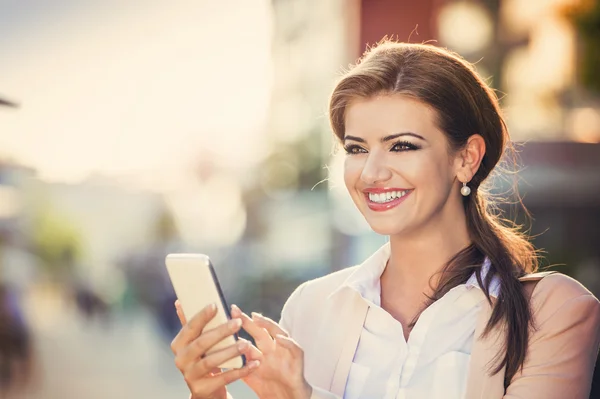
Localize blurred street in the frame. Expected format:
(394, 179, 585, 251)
(24, 286, 255, 399)
(2, 0, 600, 396)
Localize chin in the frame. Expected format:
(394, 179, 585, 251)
(365, 219, 408, 236)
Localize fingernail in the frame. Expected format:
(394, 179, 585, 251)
(251, 312, 263, 320)
(231, 304, 239, 314)
(247, 360, 260, 370)
(237, 339, 248, 351)
(208, 303, 217, 312)
(230, 318, 242, 329)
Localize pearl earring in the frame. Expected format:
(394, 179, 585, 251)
(461, 181, 471, 196)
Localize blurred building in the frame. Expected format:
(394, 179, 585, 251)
(27, 176, 170, 297)
(511, 142, 600, 291)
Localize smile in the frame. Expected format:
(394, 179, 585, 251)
(363, 189, 413, 211)
(368, 190, 409, 203)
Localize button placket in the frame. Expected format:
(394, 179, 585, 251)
(398, 287, 466, 388)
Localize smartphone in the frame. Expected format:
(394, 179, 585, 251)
(165, 253, 245, 369)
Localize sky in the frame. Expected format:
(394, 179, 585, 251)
(0, 0, 273, 189)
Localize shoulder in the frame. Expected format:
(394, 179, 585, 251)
(532, 272, 596, 304)
(279, 266, 358, 333)
(507, 273, 600, 397)
(301, 266, 359, 295)
(529, 273, 600, 324)
(286, 265, 359, 306)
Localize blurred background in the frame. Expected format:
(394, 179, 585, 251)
(1, 0, 599, 398)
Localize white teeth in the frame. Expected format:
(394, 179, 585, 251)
(368, 190, 408, 204)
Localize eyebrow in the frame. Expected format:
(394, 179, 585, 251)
(343, 132, 426, 143)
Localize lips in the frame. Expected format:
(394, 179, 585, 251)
(363, 188, 413, 212)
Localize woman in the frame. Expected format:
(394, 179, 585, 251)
(1, 96, 36, 398)
(0, 283, 35, 398)
(170, 41, 600, 399)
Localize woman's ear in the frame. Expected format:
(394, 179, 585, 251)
(456, 134, 486, 182)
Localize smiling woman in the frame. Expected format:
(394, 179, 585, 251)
(341, 95, 467, 231)
(323, 42, 599, 397)
(169, 40, 600, 399)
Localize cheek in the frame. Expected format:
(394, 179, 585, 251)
(414, 157, 456, 206)
(391, 155, 441, 185)
(422, 159, 450, 185)
(397, 154, 452, 201)
(343, 158, 363, 190)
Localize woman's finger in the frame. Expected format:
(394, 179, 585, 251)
(187, 361, 260, 398)
(231, 305, 274, 352)
(177, 318, 243, 366)
(230, 303, 243, 318)
(175, 300, 187, 326)
(185, 339, 250, 379)
(275, 334, 303, 358)
(171, 303, 217, 354)
(243, 339, 263, 361)
(251, 312, 289, 338)
(210, 361, 261, 388)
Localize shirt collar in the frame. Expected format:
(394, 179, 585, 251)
(333, 242, 501, 302)
(466, 257, 501, 297)
(339, 242, 391, 306)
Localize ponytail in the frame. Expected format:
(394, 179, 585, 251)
(465, 190, 537, 385)
(428, 189, 537, 386)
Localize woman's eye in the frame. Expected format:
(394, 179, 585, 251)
(391, 141, 418, 152)
(344, 145, 366, 155)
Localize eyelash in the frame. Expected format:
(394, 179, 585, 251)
(343, 140, 420, 155)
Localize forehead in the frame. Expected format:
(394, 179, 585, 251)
(344, 94, 441, 138)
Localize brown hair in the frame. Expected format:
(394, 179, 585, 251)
(329, 41, 538, 385)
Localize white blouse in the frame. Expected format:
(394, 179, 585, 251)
(342, 244, 500, 399)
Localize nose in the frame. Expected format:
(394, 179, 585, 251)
(360, 152, 392, 184)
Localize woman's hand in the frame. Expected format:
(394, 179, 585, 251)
(231, 305, 312, 399)
(171, 301, 261, 399)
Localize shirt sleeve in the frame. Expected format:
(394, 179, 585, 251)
(280, 281, 342, 399)
(279, 281, 309, 336)
(504, 293, 600, 398)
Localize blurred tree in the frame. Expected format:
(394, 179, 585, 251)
(564, 0, 600, 94)
(30, 206, 82, 277)
(153, 204, 179, 244)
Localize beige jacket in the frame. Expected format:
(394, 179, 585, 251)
(279, 266, 600, 399)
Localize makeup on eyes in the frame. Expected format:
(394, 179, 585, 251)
(343, 140, 421, 154)
(343, 132, 426, 144)
(390, 140, 420, 151)
(342, 131, 425, 154)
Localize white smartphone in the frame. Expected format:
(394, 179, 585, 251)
(165, 253, 245, 369)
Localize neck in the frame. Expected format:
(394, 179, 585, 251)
(383, 204, 472, 296)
